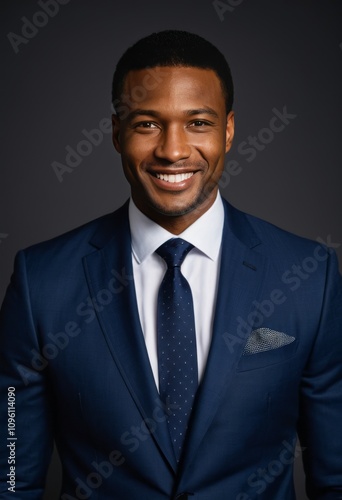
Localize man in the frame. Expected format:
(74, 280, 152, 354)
(0, 30, 341, 499)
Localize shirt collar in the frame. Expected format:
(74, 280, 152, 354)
(129, 192, 224, 264)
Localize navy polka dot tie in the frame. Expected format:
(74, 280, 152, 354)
(156, 238, 198, 461)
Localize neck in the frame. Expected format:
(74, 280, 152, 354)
(133, 193, 218, 234)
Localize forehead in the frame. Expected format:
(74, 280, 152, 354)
(121, 66, 225, 111)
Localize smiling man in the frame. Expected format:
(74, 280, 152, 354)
(0, 30, 342, 500)
(112, 65, 234, 232)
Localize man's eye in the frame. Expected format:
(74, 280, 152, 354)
(136, 122, 157, 128)
(190, 120, 210, 127)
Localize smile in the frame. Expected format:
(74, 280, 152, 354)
(155, 172, 194, 183)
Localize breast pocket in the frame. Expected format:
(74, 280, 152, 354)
(236, 327, 298, 372)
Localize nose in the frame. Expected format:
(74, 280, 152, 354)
(154, 125, 191, 163)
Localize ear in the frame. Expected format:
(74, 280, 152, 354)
(112, 114, 122, 153)
(225, 111, 235, 153)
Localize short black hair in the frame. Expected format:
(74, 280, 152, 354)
(112, 30, 234, 115)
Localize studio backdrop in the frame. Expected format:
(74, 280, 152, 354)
(1, 1, 341, 498)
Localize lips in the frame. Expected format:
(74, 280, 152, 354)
(155, 172, 194, 183)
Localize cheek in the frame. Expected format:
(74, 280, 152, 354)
(192, 133, 224, 156)
(122, 137, 154, 166)
(199, 143, 225, 172)
(121, 143, 143, 169)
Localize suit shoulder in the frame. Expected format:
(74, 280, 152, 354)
(223, 198, 329, 262)
(246, 212, 316, 250)
(20, 202, 129, 265)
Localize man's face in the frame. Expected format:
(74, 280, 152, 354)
(112, 66, 234, 231)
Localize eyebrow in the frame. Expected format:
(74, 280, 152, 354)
(126, 107, 219, 122)
(185, 107, 219, 119)
(126, 109, 160, 121)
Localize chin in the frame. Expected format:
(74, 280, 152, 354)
(155, 206, 193, 217)
(149, 192, 211, 218)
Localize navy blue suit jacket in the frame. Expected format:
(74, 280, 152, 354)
(1, 198, 342, 499)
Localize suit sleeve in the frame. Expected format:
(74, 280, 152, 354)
(0, 250, 54, 498)
(298, 249, 342, 499)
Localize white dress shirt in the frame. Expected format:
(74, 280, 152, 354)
(129, 192, 225, 390)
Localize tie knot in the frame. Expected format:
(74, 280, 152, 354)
(156, 238, 194, 268)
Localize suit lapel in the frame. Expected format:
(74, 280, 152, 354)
(180, 200, 269, 472)
(82, 199, 269, 476)
(83, 203, 177, 471)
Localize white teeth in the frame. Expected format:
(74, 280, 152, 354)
(155, 172, 194, 183)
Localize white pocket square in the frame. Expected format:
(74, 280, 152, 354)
(243, 328, 295, 355)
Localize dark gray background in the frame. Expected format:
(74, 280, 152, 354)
(1, 1, 341, 498)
